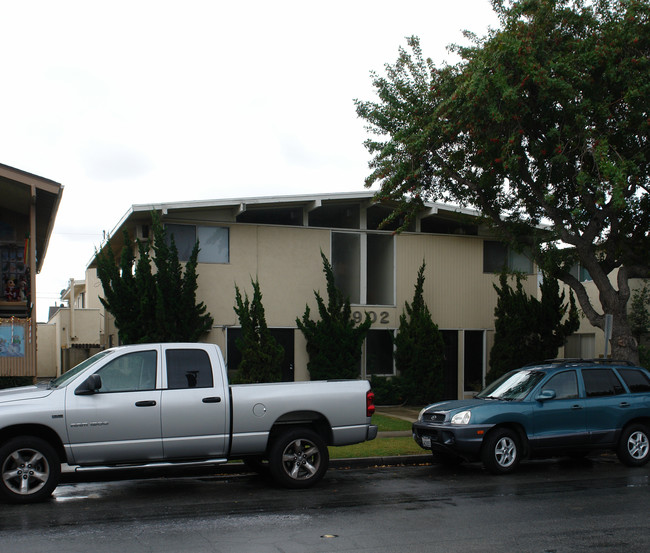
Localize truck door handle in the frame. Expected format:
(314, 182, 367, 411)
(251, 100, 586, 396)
(135, 400, 157, 407)
(202, 397, 221, 403)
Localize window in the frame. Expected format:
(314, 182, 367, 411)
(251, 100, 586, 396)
(464, 330, 485, 391)
(618, 369, 650, 393)
(565, 334, 595, 358)
(583, 369, 625, 397)
(164, 224, 229, 263)
(95, 350, 157, 393)
(331, 232, 394, 306)
(570, 262, 592, 282)
(365, 329, 394, 376)
(165, 349, 213, 389)
(542, 371, 578, 399)
(483, 241, 533, 274)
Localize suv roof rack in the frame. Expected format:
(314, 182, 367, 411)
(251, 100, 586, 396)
(526, 358, 636, 368)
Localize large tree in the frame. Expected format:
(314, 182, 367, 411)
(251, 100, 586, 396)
(355, 0, 650, 363)
(96, 211, 213, 344)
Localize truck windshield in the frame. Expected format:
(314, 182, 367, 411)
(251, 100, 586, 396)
(476, 369, 545, 401)
(48, 350, 114, 389)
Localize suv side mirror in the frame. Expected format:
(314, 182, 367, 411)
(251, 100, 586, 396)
(75, 374, 102, 395)
(536, 389, 556, 402)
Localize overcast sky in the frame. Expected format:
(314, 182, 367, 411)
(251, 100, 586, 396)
(1, 0, 499, 322)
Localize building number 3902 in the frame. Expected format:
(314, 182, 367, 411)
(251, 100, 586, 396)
(352, 310, 390, 324)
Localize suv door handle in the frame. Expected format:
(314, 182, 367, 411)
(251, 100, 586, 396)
(202, 397, 221, 403)
(135, 400, 157, 407)
(571, 405, 582, 410)
(620, 402, 630, 408)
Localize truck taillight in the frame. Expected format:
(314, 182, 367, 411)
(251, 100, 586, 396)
(366, 390, 375, 417)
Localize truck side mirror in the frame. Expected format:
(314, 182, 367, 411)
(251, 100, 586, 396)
(75, 374, 102, 395)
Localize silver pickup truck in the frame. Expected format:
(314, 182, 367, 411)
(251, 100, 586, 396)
(0, 342, 377, 503)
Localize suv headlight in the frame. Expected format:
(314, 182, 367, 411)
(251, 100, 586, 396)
(451, 410, 471, 425)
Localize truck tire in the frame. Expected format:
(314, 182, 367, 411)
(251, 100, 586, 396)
(268, 428, 329, 489)
(0, 436, 61, 504)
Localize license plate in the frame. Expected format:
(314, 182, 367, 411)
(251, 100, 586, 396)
(422, 435, 431, 448)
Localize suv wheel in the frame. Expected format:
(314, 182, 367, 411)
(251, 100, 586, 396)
(617, 424, 650, 467)
(481, 428, 521, 474)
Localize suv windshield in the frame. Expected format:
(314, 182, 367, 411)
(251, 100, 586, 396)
(48, 350, 113, 389)
(476, 369, 545, 401)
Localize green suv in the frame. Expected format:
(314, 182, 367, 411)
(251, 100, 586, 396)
(413, 360, 650, 474)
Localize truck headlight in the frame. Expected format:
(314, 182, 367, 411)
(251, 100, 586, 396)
(451, 410, 471, 425)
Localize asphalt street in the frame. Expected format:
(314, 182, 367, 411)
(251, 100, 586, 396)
(1, 453, 649, 553)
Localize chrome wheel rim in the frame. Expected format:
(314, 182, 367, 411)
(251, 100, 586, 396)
(627, 431, 649, 460)
(494, 436, 517, 468)
(281, 438, 321, 481)
(2, 448, 50, 496)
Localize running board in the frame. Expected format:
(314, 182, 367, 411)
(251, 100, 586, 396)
(74, 458, 229, 473)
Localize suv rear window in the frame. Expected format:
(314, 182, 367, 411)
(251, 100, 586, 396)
(617, 369, 650, 393)
(582, 368, 625, 397)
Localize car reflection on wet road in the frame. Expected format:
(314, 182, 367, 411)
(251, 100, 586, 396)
(1, 456, 649, 553)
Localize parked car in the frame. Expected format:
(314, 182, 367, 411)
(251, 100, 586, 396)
(0, 343, 377, 503)
(413, 359, 650, 474)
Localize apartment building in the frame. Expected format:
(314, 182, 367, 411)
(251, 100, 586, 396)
(38, 192, 537, 399)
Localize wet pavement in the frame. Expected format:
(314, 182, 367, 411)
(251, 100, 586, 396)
(2, 454, 650, 552)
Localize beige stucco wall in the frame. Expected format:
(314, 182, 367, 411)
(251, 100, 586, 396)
(36, 323, 57, 378)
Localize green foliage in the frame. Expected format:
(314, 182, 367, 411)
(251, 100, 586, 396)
(488, 271, 581, 383)
(233, 278, 284, 383)
(96, 211, 213, 344)
(394, 262, 446, 404)
(369, 375, 404, 405)
(356, 0, 650, 363)
(296, 251, 371, 380)
(630, 282, 650, 342)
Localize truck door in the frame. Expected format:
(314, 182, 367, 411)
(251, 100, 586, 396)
(66, 349, 163, 464)
(160, 347, 229, 459)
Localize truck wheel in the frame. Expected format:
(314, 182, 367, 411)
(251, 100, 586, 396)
(481, 428, 521, 474)
(268, 428, 329, 489)
(617, 424, 650, 467)
(0, 437, 61, 504)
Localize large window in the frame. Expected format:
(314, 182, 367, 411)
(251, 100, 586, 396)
(165, 224, 229, 263)
(483, 241, 533, 274)
(331, 232, 394, 306)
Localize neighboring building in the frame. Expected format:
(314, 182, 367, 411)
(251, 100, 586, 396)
(0, 163, 63, 379)
(37, 278, 102, 378)
(49, 191, 539, 399)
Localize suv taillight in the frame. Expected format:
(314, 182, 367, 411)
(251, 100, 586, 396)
(366, 390, 375, 417)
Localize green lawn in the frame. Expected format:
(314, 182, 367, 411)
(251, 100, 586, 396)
(328, 413, 426, 459)
(371, 413, 413, 432)
(329, 437, 425, 459)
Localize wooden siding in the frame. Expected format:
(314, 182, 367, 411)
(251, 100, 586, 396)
(0, 317, 36, 377)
